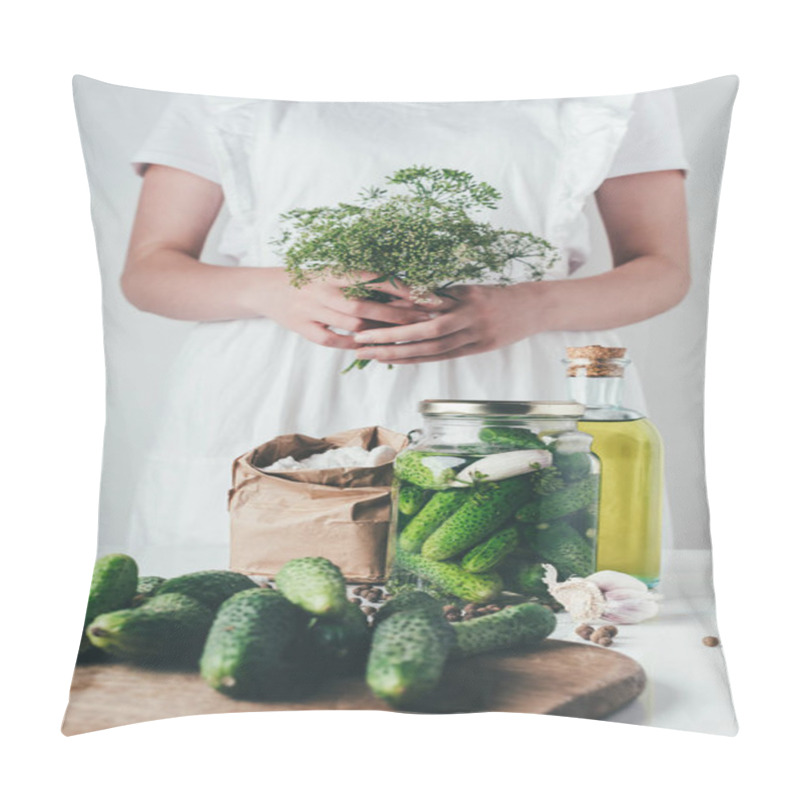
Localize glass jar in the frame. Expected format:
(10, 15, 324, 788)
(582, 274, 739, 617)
(387, 400, 600, 604)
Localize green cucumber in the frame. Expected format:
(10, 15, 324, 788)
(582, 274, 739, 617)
(85, 553, 139, 627)
(398, 489, 469, 553)
(498, 556, 550, 597)
(529, 520, 595, 579)
(397, 484, 430, 516)
(81, 553, 139, 655)
(155, 570, 258, 611)
(276, 557, 348, 618)
(451, 603, 556, 657)
(86, 593, 214, 666)
(372, 590, 443, 625)
(515, 476, 598, 523)
(200, 588, 313, 699)
(366, 609, 455, 708)
(307, 602, 372, 677)
(553, 451, 592, 482)
(460, 526, 519, 573)
(421, 476, 530, 561)
(479, 426, 547, 449)
(394, 451, 470, 489)
(395, 551, 503, 603)
(135, 576, 166, 597)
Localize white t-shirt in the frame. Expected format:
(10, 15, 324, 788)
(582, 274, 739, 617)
(133, 89, 689, 186)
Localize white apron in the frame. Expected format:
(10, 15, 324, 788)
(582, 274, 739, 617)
(129, 96, 649, 564)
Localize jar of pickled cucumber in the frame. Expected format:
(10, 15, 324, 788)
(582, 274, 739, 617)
(388, 400, 600, 604)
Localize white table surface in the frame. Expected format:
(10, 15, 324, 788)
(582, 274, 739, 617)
(133, 545, 737, 734)
(575, 548, 737, 735)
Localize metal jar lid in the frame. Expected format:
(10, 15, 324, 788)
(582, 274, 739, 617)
(418, 399, 585, 418)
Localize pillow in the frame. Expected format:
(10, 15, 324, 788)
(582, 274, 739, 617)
(64, 75, 738, 735)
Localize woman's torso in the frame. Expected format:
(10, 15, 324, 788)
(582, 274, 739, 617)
(156, 96, 643, 456)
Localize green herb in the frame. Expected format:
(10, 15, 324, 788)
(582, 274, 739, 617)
(272, 166, 559, 371)
(530, 464, 566, 495)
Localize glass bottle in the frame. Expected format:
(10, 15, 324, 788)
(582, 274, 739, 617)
(387, 400, 600, 602)
(564, 346, 663, 588)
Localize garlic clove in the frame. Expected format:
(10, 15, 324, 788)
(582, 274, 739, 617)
(586, 570, 650, 594)
(542, 564, 607, 623)
(601, 588, 660, 624)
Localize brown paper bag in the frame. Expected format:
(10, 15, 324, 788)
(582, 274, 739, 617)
(229, 426, 408, 583)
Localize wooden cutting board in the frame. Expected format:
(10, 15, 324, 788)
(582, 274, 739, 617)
(62, 640, 646, 735)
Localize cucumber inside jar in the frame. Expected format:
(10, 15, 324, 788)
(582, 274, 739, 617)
(389, 444, 599, 602)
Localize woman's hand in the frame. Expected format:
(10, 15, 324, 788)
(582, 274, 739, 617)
(123, 165, 429, 346)
(258, 271, 434, 350)
(351, 283, 551, 364)
(352, 170, 691, 365)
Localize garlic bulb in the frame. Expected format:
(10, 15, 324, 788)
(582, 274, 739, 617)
(542, 565, 661, 625)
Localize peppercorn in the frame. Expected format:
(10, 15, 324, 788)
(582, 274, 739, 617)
(349, 596, 363, 605)
(703, 636, 720, 647)
(590, 629, 610, 645)
(597, 636, 613, 647)
(597, 624, 618, 639)
(575, 624, 594, 641)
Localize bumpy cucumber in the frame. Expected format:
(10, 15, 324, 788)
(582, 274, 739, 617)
(85, 554, 139, 627)
(135, 576, 165, 598)
(397, 484, 430, 516)
(395, 551, 503, 603)
(366, 609, 455, 708)
(372, 590, 443, 625)
(81, 553, 139, 655)
(394, 451, 470, 490)
(498, 556, 550, 597)
(155, 570, 258, 611)
(421, 476, 530, 561)
(201, 588, 313, 699)
(87, 593, 214, 666)
(515, 476, 598, 523)
(479, 426, 547, 450)
(529, 520, 594, 578)
(398, 489, 469, 553)
(276, 557, 348, 617)
(451, 603, 556, 658)
(529, 465, 566, 495)
(553, 451, 592, 482)
(307, 602, 372, 677)
(460, 526, 519, 573)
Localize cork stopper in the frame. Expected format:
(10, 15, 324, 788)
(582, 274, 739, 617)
(565, 345, 628, 377)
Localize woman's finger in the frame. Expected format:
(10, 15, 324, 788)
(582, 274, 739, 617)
(352, 311, 466, 345)
(375, 342, 486, 365)
(354, 330, 477, 362)
(316, 309, 372, 333)
(301, 322, 360, 350)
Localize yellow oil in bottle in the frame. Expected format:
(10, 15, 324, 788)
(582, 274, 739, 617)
(578, 417, 663, 587)
(565, 345, 663, 588)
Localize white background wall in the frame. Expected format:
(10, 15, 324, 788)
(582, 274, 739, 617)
(4, 1, 796, 798)
(74, 75, 734, 553)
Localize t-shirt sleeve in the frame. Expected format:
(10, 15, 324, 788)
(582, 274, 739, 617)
(132, 95, 221, 184)
(606, 89, 689, 179)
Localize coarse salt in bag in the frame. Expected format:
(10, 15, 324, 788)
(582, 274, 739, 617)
(229, 426, 408, 582)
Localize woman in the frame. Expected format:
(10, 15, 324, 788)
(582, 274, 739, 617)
(123, 90, 689, 566)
